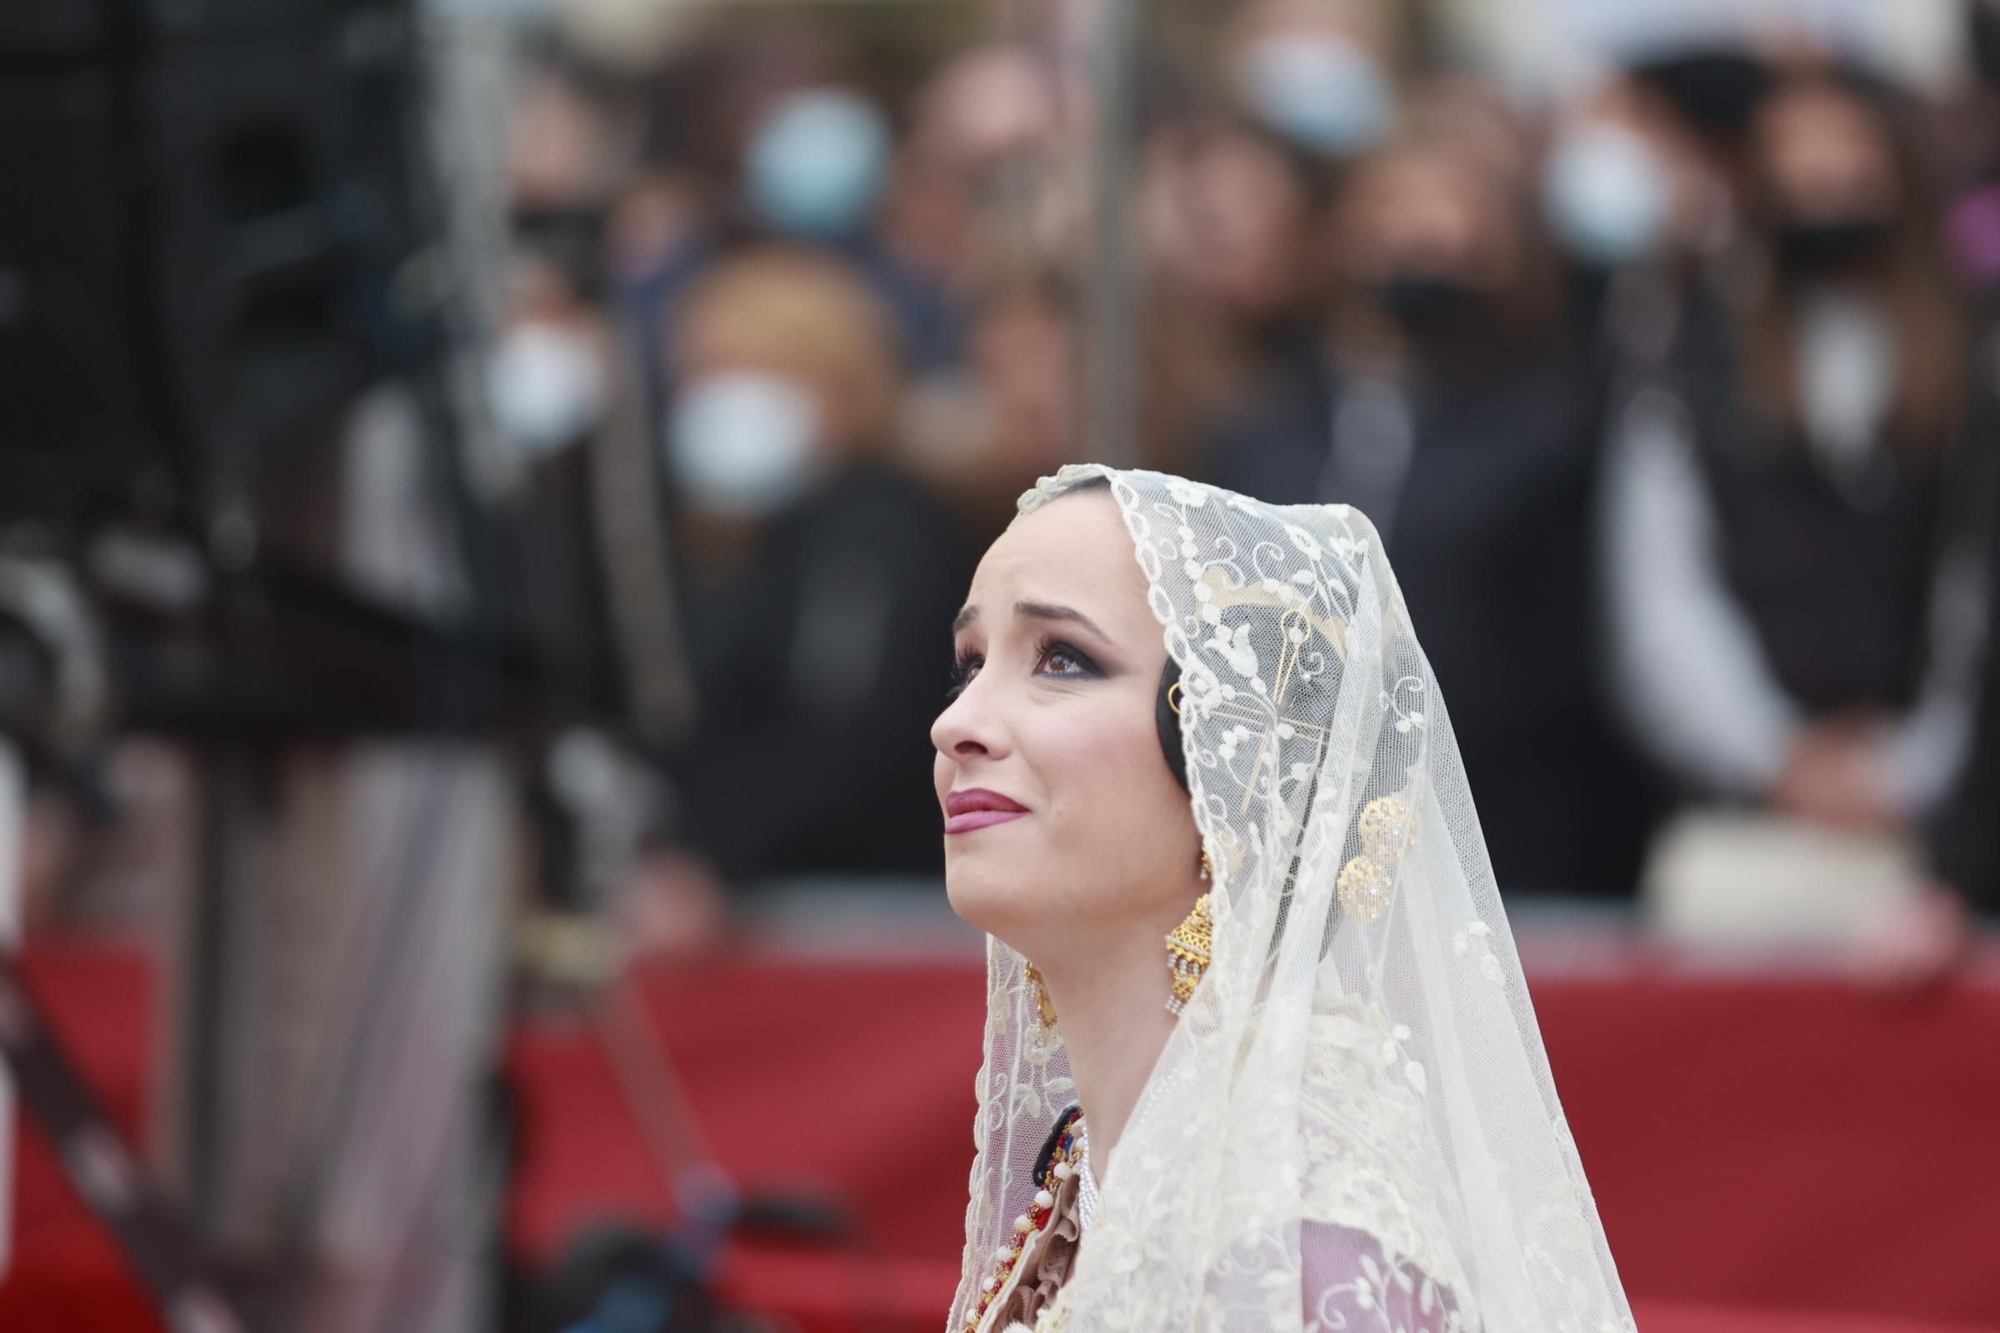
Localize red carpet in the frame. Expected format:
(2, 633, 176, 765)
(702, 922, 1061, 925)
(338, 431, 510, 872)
(6, 942, 2000, 1331)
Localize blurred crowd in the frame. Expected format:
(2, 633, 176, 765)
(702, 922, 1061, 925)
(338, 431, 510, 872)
(470, 0, 2000, 970)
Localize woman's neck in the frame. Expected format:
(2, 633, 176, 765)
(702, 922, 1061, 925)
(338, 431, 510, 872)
(1035, 930, 1181, 1175)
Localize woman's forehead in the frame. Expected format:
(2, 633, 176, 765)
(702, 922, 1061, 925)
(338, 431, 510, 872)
(965, 493, 1146, 623)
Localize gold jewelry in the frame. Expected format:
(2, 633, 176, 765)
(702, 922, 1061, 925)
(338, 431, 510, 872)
(1164, 893, 1213, 1015)
(1198, 845, 1212, 880)
(1336, 854, 1393, 924)
(1025, 962, 1058, 1028)
(1357, 794, 1416, 863)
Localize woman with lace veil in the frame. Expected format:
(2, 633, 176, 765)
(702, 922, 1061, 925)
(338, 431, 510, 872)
(932, 464, 1636, 1332)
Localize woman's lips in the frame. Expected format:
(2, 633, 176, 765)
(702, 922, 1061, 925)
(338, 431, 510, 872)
(944, 788, 1029, 835)
(946, 808, 1029, 834)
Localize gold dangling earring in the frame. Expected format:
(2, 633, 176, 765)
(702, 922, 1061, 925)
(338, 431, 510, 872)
(1025, 962, 1059, 1028)
(1165, 848, 1214, 1016)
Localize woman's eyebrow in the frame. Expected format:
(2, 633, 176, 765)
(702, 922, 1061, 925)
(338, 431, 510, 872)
(1014, 601, 1112, 642)
(951, 601, 1113, 642)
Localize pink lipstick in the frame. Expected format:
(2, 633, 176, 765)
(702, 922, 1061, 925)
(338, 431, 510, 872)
(945, 787, 1029, 835)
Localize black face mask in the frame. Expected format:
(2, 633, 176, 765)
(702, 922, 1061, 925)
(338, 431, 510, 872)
(1371, 272, 1486, 340)
(511, 203, 609, 297)
(1772, 217, 1893, 274)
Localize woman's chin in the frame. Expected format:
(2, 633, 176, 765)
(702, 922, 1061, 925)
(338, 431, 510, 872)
(943, 869, 1035, 937)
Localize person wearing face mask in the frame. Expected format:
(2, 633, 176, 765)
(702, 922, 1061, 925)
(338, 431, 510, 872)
(1540, 71, 1739, 375)
(656, 247, 974, 886)
(1224, 0, 1399, 161)
(616, 23, 961, 443)
(1600, 69, 2000, 967)
(1202, 114, 1659, 900)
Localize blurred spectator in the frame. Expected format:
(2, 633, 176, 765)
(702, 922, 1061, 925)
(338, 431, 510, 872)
(617, 21, 961, 432)
(658, 248, 974, 884)
(1601, 69, 1998, 844)
(1222, 0, 1402, 162)
(1202, 105, 1657, 897)
(882, 43, 1078, 295)
(1541, 71, 1737, 368)
(506, 45, 642, 300)
(1140, 117, 1335, 459)
(898, 267, 1080, 543)
(1625, 47, 1776, 160)
(1944, 1, 2000, 296)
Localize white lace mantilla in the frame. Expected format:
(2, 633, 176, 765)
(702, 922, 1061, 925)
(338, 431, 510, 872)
(949, 465, 1637, 1333)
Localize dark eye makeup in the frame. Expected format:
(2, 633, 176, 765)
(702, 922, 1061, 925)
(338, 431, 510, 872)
(946, 634, 1100, 701)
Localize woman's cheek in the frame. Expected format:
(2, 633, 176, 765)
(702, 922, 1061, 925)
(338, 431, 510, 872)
(1035, 711, 1123, 787)
(1047, 716, 1160, 833)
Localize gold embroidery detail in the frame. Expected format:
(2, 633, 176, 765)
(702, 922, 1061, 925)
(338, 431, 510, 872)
(1336, 855, 1393, 924)
(1024, 963, 1058, 1028)
(1357, 794, 1417, 863)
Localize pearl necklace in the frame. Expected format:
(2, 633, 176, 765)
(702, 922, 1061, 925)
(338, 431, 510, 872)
(964, 1108, 1083, 1332)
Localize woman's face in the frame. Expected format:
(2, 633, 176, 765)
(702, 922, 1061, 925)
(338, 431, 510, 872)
(932, 490, 1202, 955)
(1752, 83, 1901, 225)
(1333, 146, 1519, 291)
(1143, 126, 1317, 321)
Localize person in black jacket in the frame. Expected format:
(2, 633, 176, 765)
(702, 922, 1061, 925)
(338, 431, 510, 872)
(1203, 113, 1659, 898)
(656, 247, 976, 885)
(1601, 69, 1996, 850)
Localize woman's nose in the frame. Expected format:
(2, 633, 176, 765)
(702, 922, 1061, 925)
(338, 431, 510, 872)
(931, 687, 1000, 759)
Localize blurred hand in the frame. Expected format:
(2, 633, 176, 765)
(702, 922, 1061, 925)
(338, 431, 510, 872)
(615, 848, 730, 963)
(1848, 879, 1973, 991)
(18, 790, 76, 932)
(1768, 712, 1901, 834)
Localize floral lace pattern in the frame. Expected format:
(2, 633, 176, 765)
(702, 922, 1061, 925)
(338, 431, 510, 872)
(1293, 999, 1474, 1299)
(950, 466, 1637, 1333)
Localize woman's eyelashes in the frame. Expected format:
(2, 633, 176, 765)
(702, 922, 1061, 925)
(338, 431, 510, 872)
(1037, 638, 1100, 680)
(945, 635, 1102, 701)
(945, 652, 978, 701)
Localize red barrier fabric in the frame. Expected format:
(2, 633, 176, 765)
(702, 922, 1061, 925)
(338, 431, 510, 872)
(3, 943, 168, 1333)
(7, 943, 1999, 1332)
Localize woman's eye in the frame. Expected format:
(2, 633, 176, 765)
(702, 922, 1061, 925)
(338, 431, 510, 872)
(946, 640, 1094, 701)
(1037, 640, 1097, 677)
(946, 653, 981, 701)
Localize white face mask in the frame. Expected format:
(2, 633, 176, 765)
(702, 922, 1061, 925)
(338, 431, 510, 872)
(487, 322, 607, 456)
(743, 88, 892, 239)
(1235, 31, 1393, 157)
(1540, 122, 1674, 267)
(664, 371, 823, 518)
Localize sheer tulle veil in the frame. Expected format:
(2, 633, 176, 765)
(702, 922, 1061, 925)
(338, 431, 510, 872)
(948, 464, 1637, 1332)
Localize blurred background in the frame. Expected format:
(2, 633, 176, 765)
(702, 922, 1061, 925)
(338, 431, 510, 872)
(1, 0, 1998, 1330)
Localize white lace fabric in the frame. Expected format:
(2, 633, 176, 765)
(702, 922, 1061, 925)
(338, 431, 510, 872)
(949, 465, 1637, 1333)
